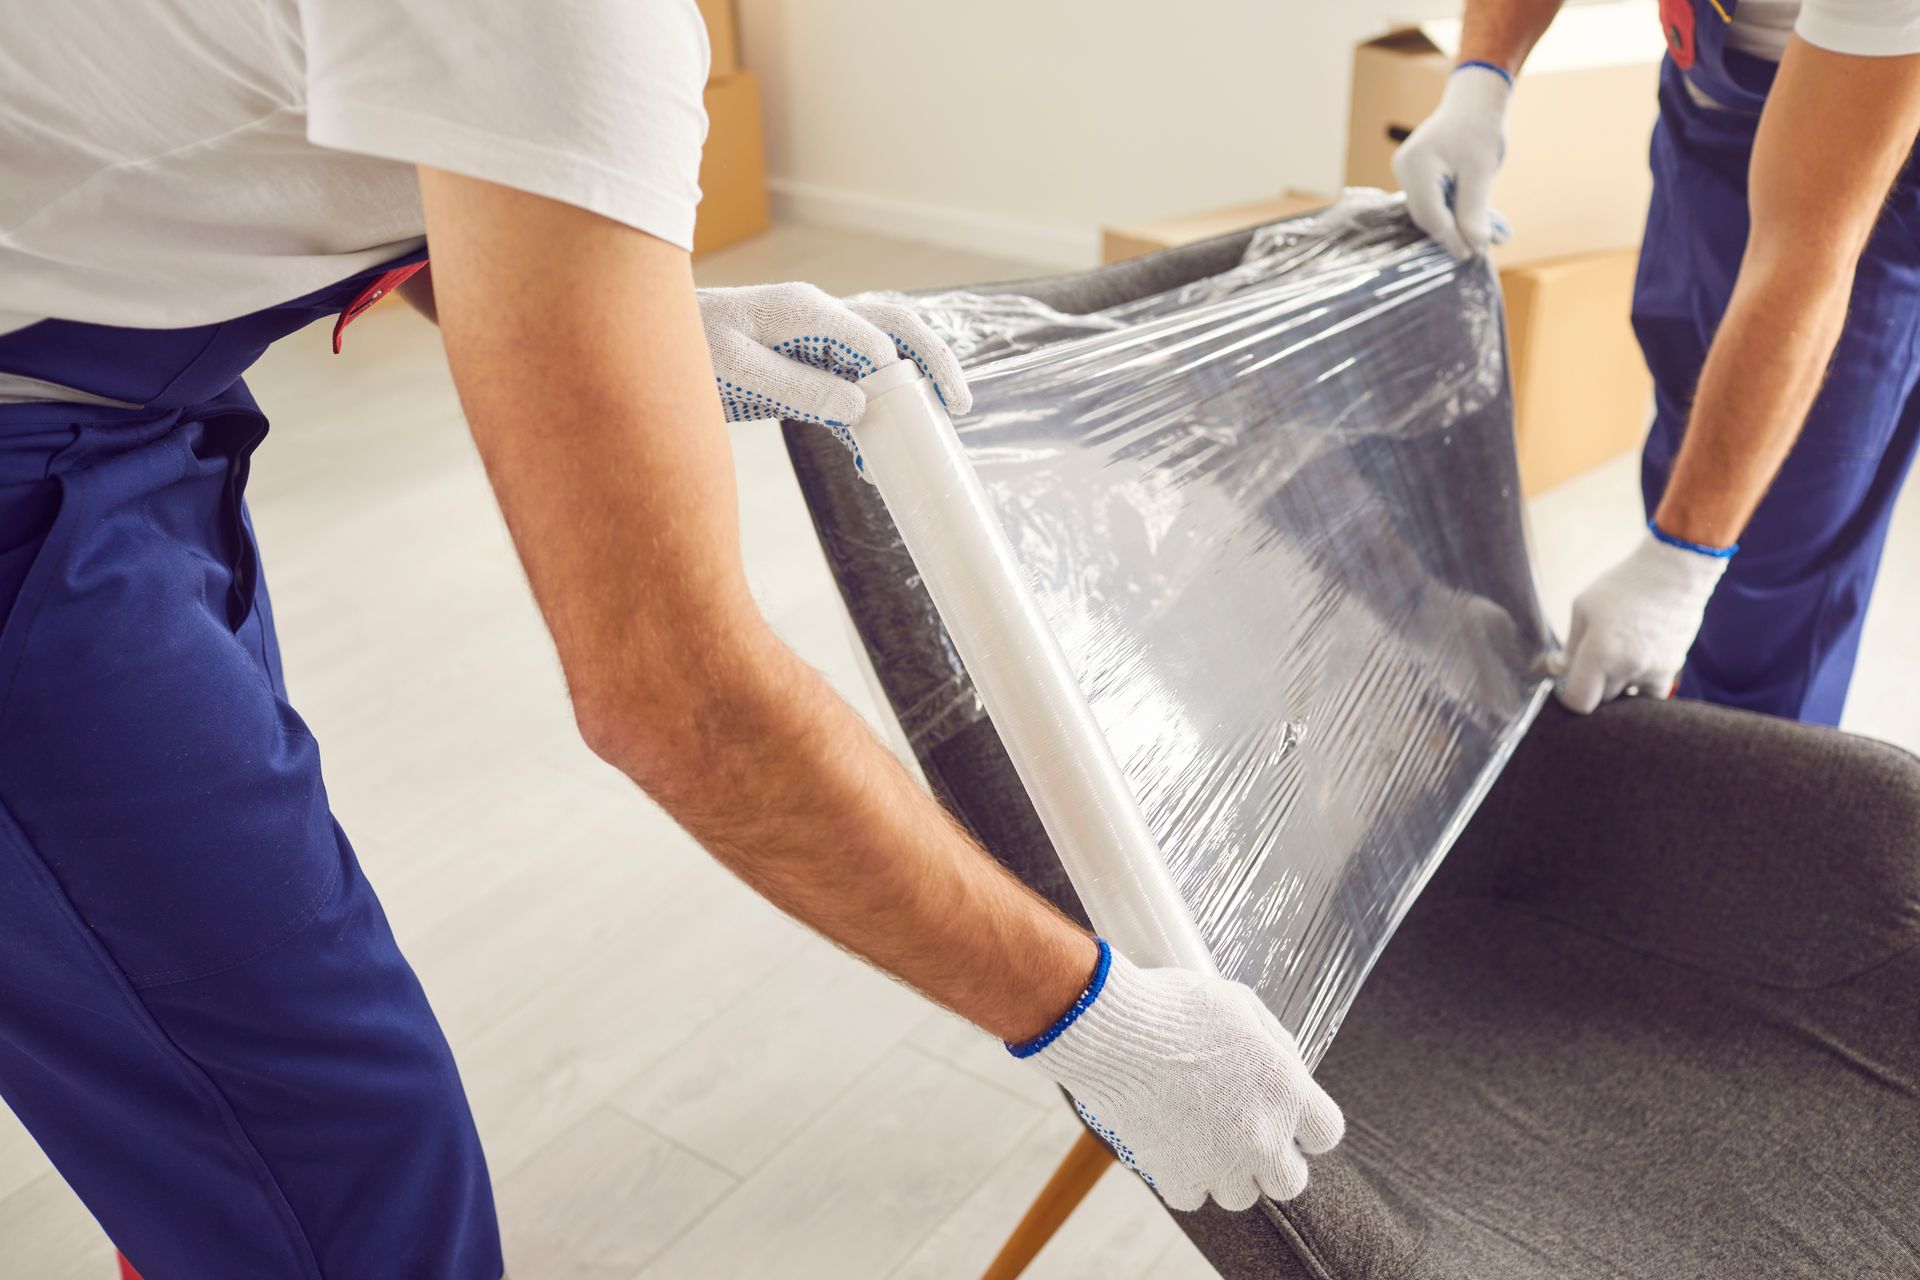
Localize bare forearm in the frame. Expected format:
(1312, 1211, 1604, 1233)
(599, 624, 1097, 1043)
(1652, 38, 1920, 547)
(1458, 0, 1565, 72)
(1653, 264, 1851, 546)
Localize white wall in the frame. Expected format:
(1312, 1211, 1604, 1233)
(735, 0, 1457, 267)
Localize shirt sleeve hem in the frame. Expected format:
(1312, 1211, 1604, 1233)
(308, 98, 700, 251)
(1794, 14, 1920, 58)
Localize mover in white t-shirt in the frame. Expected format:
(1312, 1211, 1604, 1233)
(0, 3, 1343, 1269)
(1392, 0, 1920, 726)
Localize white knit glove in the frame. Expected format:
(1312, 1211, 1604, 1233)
(1013, 941, 1343, 1212)
(1392, 62, 1513, 259)
(1557, 529, 1733, 714)
(698, 283, 971, 476)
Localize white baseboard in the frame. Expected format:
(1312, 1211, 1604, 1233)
(767, 178, 1101, 272)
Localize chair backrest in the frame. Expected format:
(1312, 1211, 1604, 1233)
(784, 194, 1554, 1064)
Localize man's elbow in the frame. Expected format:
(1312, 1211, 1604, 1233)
(563, 623, 793, 806)
(571, 680, 653, 777)
(571, 683, 774, 836)
(569, 670, 709, 799)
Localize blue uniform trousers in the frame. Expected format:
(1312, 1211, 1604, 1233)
(0, 255, 501, 1278)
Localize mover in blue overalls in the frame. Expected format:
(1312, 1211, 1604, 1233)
(1393, 0, 1920, 725)
(0, 5, 1347, 1273)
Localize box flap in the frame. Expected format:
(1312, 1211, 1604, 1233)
(1358, 25, 1444, 55)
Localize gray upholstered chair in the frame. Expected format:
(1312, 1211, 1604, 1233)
(782, 227, 1920, 1279)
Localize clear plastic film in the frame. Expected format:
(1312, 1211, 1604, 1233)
(814, 193, 1555, 1065)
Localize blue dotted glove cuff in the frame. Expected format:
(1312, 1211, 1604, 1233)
(1649, 519, 1738, 558)
(1006, 938, 1113, 1060)
(1454, 58, 1514, 85)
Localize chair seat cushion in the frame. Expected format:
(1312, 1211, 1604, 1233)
(1289, 891, 1918, 1278)
(1183, 701, 1920, 1279)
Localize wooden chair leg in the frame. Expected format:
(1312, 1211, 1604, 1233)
(981, 1128, 1116, 1280)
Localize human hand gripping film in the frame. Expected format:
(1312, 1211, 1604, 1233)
(697, 283, 972, 477)
(1010, 939, 1344, 1212)
(1557, 525, 1734, 714)
(1393, 60, 1513, 259)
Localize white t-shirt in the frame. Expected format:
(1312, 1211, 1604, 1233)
(1729, 0, 1920, 60)
(0, 0, 710, 341)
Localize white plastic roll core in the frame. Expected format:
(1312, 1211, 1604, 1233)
(849, 362, 1218, 975)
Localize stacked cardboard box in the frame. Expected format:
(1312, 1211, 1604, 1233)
(1101, 2, 1667, 495)
(693, 0, 769, 257)
(1498, 252, 1648, 493)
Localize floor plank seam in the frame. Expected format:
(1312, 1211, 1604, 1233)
(879, 1104, 1056, 1280)
(898, 1032, 1056, 1113)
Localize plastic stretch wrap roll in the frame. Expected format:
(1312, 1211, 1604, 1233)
(850, 361, 1218, 975)
(794, 193, 1555, 1066)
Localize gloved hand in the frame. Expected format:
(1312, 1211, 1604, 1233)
(698, 283, 972, 475)
(1557, 528, 1733, 714)
(1391, 61, 1513, 259)
(1012, 940, 1343, 1212)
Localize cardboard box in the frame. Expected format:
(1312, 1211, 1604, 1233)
(1503, 249, 1651, 494)
(1101, 191, 1331, 264)
(698, 0, 739, 80)
(694, 72, 770, 257)
(1347, 2, 1663, 266)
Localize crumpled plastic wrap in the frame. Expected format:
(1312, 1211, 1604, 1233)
(805, 193, 1555, 1065)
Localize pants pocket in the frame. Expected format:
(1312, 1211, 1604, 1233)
(0, 418, 339, 987)
(0, 435, 86, 722)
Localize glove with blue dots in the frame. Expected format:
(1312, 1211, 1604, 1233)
(1009, 939, 1344, 1213)
(1556, 526, 1732, 714)
(698, 283, 972, 479)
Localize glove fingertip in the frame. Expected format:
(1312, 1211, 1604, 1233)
(1640, 667, 1681, 700)
(882, 336, 972, 419)
(938, 380, 974, 418)
(1158, 1183, 1207, 1214)
(1213, 1178, 1262, 1213)
(1257, 1151, 1311, 1203)
(1413, 211, 1473, 261)
(1295, 1093, 1345, 1155)
(1401, 182, 1454, 246)
(1554, 675, 1602, 715)
(1458, 216, 1494, 256)
(826, 384, 867, 427)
